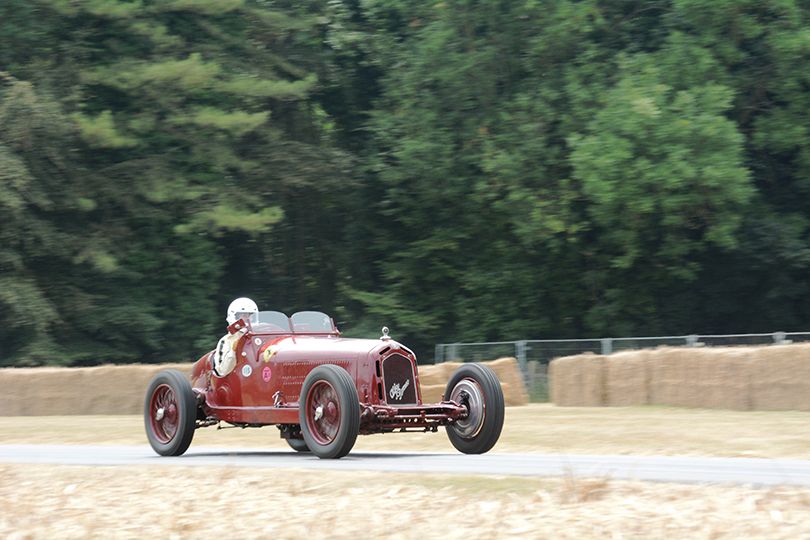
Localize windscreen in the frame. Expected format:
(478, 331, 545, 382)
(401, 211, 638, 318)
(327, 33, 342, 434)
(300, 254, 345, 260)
(251, 311, 292, 332)
(290, 311, 335, 333)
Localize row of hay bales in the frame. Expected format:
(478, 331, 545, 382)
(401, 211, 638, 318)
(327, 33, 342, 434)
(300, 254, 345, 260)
(0, 363, 192, 416)
(549, 343, 810, 411)
(0, 357, 527, 416)
(417, 357, 528, 406)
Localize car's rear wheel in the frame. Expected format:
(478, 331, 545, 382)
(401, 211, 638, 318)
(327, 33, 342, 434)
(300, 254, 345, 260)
(286, 438, 310, 452)
(299, 365, 360, 459)
(144, 369, 197, 456)
(444, 363, 505, 454)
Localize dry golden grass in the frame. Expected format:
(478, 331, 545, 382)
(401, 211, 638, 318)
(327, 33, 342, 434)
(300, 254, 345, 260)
(2, 404, 810, 458)
(4, 406, 810, 539)
(2, 464, 810, 539)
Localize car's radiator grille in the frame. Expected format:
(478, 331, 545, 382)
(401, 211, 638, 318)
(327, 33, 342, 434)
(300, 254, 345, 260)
(382, 353, 417, 404)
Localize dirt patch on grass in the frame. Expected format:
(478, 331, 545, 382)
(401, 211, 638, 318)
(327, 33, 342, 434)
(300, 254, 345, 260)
(2, 464, 810, 539)
(2, 404, 810, 459)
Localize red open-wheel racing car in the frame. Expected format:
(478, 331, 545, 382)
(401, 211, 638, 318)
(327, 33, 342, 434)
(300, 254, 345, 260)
(144, 311, 504, 459)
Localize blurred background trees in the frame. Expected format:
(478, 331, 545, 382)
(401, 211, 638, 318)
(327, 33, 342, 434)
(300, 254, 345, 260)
(1, 0, 809, 365)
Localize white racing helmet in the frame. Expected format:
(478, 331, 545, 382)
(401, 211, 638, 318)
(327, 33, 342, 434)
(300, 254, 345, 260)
(226, 297, 259, 325)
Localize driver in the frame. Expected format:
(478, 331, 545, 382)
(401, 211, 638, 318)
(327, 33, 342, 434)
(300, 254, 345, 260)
(211, 297, 258, 377)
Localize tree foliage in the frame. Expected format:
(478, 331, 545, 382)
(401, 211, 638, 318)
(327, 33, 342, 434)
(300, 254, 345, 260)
(1, 0, 809, 365)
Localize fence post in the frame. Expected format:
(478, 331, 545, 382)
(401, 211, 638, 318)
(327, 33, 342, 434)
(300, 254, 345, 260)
(434, 344, 443, 364)
(515, 340, 530, 392)
(600, 338, 613, 356)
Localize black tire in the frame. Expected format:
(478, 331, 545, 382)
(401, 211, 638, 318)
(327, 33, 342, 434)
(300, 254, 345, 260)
(286, 438, 310, 452)
(144, 369, 197, 456)
(299, 364, 360, 459)
(444, 363, 505, 454)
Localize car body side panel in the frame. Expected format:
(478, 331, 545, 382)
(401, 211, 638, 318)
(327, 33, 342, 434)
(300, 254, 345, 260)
(196, 333, 389, 424)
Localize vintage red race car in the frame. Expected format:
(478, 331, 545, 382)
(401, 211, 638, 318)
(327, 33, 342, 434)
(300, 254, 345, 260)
(144, 311, 504, 459)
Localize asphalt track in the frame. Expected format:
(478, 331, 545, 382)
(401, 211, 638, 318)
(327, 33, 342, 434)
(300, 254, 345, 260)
(3, 444, 810, 486)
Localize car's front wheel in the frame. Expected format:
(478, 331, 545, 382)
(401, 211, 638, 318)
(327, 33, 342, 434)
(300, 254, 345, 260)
(299, 365, 360, 459)
(144, 369, 197, 456)
(444, 363, 505, 454)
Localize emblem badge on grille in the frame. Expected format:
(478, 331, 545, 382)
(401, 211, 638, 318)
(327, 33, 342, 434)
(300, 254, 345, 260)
(389, 380, 410, 401)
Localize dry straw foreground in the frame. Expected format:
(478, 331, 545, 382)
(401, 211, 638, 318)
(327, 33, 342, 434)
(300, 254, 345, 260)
(2, 465, 810, 539)
(3, 405, 810, 538)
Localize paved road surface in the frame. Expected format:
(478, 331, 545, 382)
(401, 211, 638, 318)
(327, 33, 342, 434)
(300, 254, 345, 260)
(2, 444, 810, 486)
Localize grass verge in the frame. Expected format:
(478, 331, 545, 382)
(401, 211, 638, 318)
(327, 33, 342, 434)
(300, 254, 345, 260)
(2, 404, 810, 458)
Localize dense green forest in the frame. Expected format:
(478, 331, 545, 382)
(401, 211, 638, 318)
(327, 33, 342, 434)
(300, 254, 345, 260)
(2, 0, 810, 366)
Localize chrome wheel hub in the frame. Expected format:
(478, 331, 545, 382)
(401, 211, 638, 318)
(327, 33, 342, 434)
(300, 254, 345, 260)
(450, 379, 485, 438)
(155, 407, 165, 421)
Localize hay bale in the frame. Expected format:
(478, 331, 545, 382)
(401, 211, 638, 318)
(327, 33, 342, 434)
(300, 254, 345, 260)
(415, 364, 447, 386)
(549, 353, 605, 406)
(648, 347, 751, 410)
(1, 357, 527, 416)
(500, 383, 522, 407)
(417, 359, 527, 405)
(749, 343, 810, 411)
(420, 382, 521, 406)
(438, 362, 463, 379)
(420, 383, 445, 403)
(487, 357, 529, 406)
(693, 348, 752, 410)
(604, 350, 650, 406)
(0, 363, 191, 416)
(647, 348, 691, 407)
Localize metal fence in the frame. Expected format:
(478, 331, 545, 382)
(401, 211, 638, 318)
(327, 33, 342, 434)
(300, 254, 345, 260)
(434, 332, 810, 402)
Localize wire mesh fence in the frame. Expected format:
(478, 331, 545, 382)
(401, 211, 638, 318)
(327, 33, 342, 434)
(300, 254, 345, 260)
(433, 332, 810, 403)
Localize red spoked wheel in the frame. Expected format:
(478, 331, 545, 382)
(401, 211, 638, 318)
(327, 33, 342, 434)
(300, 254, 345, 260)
(144, 370, 197, 456)
(305, 380, 342, 445)
(149, 384, 179, 443)
(299, 365, 359, 459)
